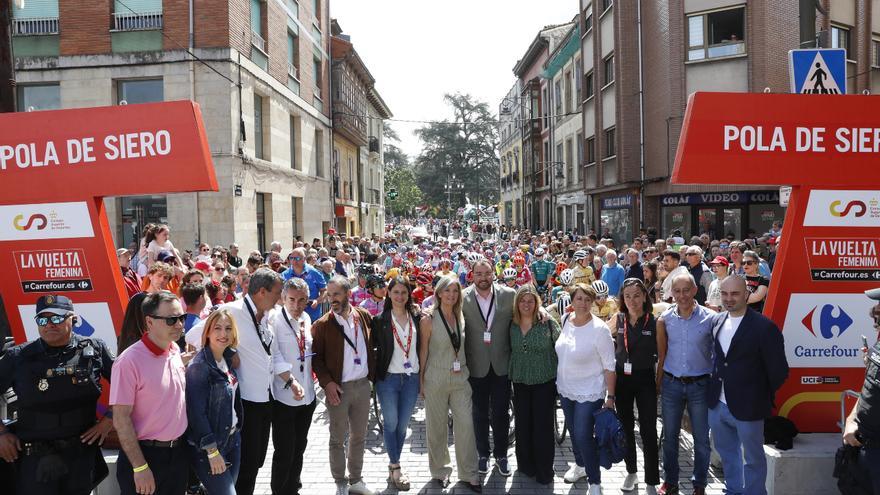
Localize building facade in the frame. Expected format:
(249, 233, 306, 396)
(13, 0, 334, 252)
(498, 81, 522, 227)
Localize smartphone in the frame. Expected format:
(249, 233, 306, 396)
(863, 334, 870, 350)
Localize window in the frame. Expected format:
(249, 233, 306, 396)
(565, 139, 574, 184)
(687, 8, 745, 61)
(287, 31, 299, 79)
(554, 79, 563, 117)
(256, 192, 266, 253)
(601, 0, 613, 13)
(557, 143, 564, 184)
(584, 70, 594, 99)
(12, 0, 59, 35)
(603, 54, 614, 86)
(290, 115, 300, 170)
(314, 129, 324, 177)
(604, 127, 616, 158)
(564, 70, 573, 113)
(313, 0, 321, 22)
(576, 132, 583, 182)
(17, 83, 60, 111)
(250, 0, 265, 52)
(832, 25, 850, 55)
(584, 5, 593, 32)
(586, 136, 595, 164)
(313, 56, 323, 98)
(873, 39, 880, 68)
(254, 93, 264, 160)
(291, 196, 302, 238)
(117, 78, 163, 104)
(542, 87, 549, 128)
(575, 59, 582, 104)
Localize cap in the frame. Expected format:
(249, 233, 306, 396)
(116, 248, 131, 257)
(36, 294, 74, 316)
(157, 250, 176, 262)
(194, 261, 211, 271)
(709, 256, 730, 267)
(866, 288, 880, 301)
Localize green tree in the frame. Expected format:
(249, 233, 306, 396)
(414, 93, 499, 216)
(384, 165, 423, 217)
(383, 124, 409, 170)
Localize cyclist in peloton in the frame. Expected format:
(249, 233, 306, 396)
(529, 247, 556, 302)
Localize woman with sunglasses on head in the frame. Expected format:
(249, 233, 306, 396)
(607, 279, 660, 495)
(185, 308, 243, 495)
(742, 250, 769, 313)
(371, 277, 423, 491)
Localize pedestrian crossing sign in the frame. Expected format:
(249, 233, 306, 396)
(789, 48, 847, 95)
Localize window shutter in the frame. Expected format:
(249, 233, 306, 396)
(13, 0, 58, 18)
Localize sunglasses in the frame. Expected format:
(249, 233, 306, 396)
(290, 256, 303, 261)
(35, 314, 71, 326)
(215, 267, 225, 272)
(200, 248, 210, 252)
(147, 314, 187, 326)
(744, 260, 758, 265)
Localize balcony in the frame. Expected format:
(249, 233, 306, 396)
(331, 67, 368, 146)
(113, 11, 163, 31)
(368, 136, 380, 154)
(287, 62, 299, 80)
(12, 17, 58, 36)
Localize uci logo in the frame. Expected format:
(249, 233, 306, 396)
(801, 304, 853, 339)
(13, 213, 48, 231)
(829, 200, 867, 218)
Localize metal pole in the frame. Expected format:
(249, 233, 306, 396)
(0, 0, 15, 113)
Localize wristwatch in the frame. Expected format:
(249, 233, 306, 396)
(283, 378, 294, 390)
(606, 395, 616, 401)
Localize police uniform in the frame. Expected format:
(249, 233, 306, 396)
(855, 338, 880, 492)
(0, 296, 115, 495)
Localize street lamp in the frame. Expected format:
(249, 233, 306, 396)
(445, 173, 464, 222)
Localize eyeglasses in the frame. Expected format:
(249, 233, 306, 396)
(743, 260, 758, 265)
(686, 252, 700, 256)
(34, 314, 71, 326)
(214, 267, 225, 272)
(147, 314, 187, 326)
(290, 256, 303, 261)
(200, 248, 210, 252)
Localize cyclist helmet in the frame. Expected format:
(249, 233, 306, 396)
(555, 261, 568, 274)
(559, 269, 574, 286)
(556, 291, 571, 315)
(512, 253, 525, 266)
(366, 274, 386, 291)
(416, 272, 434, 286)
(357, 264, 376, 277)
(500, 252, 510, 261)
(387, 247, 397, 254)
(502, 267, 517, 280)
(534, 247, 545, 257)
(466, 252, 482, 265)
(591, 280, 609, 299)
(573, 250, 587, 261)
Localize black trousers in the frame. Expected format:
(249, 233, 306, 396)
(117, 443, 187, 495)
(270, 399, 317, 495)
(469, 366, 511, 459)
(236, 399, 273, 495)
(16, 441, 101, 495)
(512, 380, 557, 484)
(616, 369, 660, 485)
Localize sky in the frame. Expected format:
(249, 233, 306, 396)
(330, 0, 578, 160)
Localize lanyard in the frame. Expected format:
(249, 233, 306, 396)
(244, 297, 271, 356)
(281, 308, 307, 369)
(622, 313, 649, 357)
(391, 313, 414, 360)
(477, 289, 495, 329)
(438, 310, 461, 355)
(336, 312, 361, 357)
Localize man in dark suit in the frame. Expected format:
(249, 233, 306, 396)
(708, 276, 789, 495)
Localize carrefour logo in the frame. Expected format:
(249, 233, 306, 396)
(800, 304, 853, 339)
(829, 200, 867, 218)
(13, 213, 48, 231)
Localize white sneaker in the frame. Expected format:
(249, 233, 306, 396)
(563, 464, 586, 483)
(589, 483, 603, 495)
(348, 480, 374, 495)
(645, 486, 658, 495)
(621, 473, 638, 491)
(335, 482, 349, 495)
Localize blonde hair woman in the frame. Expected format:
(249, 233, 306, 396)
(418, 275, 481, 492)
(185, 308, 243, 494)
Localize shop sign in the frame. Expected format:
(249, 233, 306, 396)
(660, 191, 780, 206)
(601, 195, 633, 209)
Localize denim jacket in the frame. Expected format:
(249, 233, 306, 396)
(185, 347, 243, 452)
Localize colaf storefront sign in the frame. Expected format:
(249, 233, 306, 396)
(0, 101, 217, 355)
(673, 92, 880, 432)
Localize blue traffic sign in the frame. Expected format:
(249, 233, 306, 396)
(789, 48, 847, 94)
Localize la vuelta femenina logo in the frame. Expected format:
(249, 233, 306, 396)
(828, 200, 867, 218)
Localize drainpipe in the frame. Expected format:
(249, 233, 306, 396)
(189, 0, 201, 248)
(637, 0, 646, 229)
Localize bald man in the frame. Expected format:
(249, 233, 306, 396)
(707, 276, 788, 495)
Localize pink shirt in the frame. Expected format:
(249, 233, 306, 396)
(110, 335, 188, 441)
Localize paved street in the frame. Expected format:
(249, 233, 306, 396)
(255, 391, 728, 494)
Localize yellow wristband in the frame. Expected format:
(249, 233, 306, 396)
(207, 450, 220, 459)
(132, 463, 149, 473)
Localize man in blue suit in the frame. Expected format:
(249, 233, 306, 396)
(708, 276, 789, 495)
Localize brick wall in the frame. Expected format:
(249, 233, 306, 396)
(193, 0, 231, 48)
(60, 0, 111, 55)
(614, 1, 641, 184)
(267, 0, 288, 83)
(749, 0, 799, 93)
(163, 0, 189, 50)
(228, 0, 251, 55)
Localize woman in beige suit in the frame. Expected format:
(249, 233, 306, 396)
(418, 275, 481, 493)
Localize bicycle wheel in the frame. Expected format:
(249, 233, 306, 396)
(508, 395, 516, 445)
(371, 386, 383, 433)
(554, 394, 567, 445)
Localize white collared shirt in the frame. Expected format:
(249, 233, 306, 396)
(474, 288, 496, 330)
(188, 295, 274, 403)
(555, 315, 616, 403)
(717, 314, 743, 404)
(389, 312, 419, 375)
(269, 307, 316, 406)
(334, 310, 369, 383)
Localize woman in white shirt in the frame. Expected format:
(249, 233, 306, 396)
(370, 276, 423, 491)
(555, 283, 617, 494)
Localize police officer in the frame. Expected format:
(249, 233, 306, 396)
(0, 294, 115, 495)
(842, 287, 880, 492)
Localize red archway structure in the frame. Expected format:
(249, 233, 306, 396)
(0, 101, 218, 357)
(673, 92, 880, 432)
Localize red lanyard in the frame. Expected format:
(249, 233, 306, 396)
(351, 314, 361, 358)
(623, 314, 649, 357)
(392, 314, 414, 359)
(296, 320, 306, 363)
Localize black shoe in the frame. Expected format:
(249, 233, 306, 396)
(466, 482, 482, 493)
(495, 457, 511, 477)
(478, 456, 489, 474)
(434, 477, 450, 488)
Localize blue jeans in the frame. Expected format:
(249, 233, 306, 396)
(189, 431, 241, 495)
(709, 402, 766, 495)
(661, 374, 710, 488)
(375, 372, 421, 464)
(560, 396, 603, 484)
